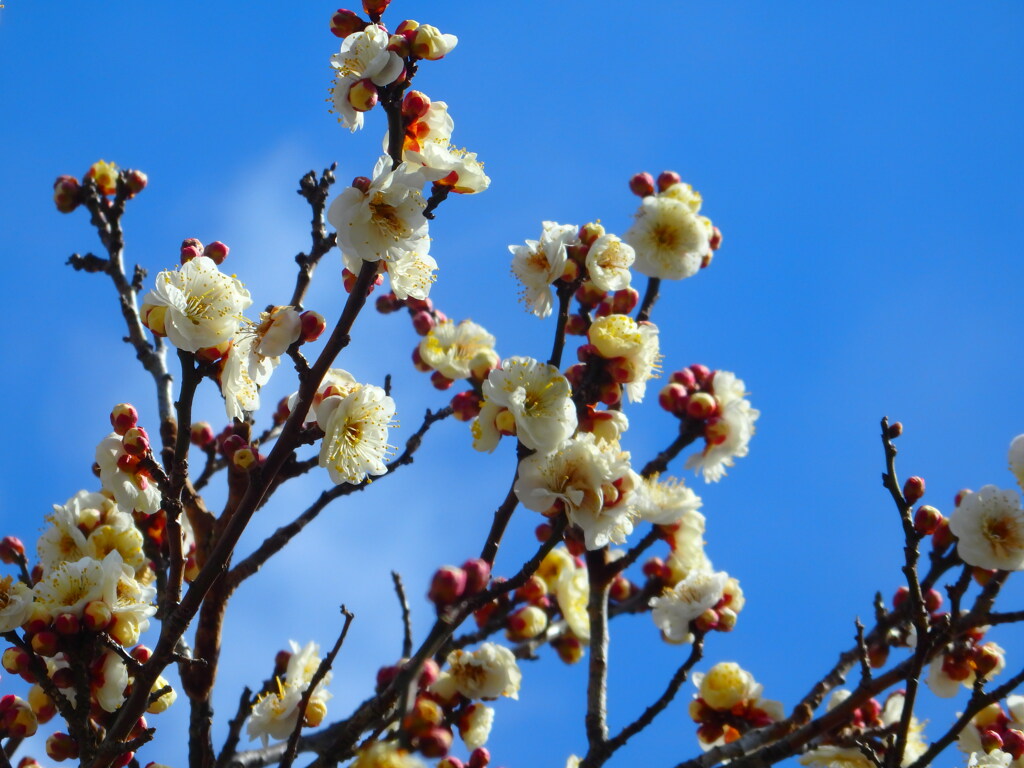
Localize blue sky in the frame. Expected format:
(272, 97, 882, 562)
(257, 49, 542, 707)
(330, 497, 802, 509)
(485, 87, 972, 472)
(2, 2, 1024, 767)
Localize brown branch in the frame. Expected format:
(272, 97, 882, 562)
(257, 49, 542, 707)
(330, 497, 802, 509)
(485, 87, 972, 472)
(280, 607, 355, 768)
(584, 549, 613, 749)
(291, 165, 339, 310)
(549, 283, 575, 368)
(215, 687, 255, 768)
(635, 277, 661, 323)
(391, 572, 413, 658)
(228, 406, 452, 588)
(641, 419, 704, 478)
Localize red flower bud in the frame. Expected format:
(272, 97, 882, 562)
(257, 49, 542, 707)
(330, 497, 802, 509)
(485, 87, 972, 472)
(428, 566, 467, 607)
(903, 476, 925, 504)
(461, 558, 491, 595)
(330, 9, 367, 38)
(0, 536, 26, 564)
(300, 310, 327, 343)
(629, 172, 655, 197)
(205, 240, 229, 265)
(657, 171, 682, 192)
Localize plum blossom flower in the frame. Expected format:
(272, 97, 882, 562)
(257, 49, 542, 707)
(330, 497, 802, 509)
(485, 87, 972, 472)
(556, 559, 590, 643)
(926, 641, 1006, 698)
(330, 25, 405, 132)
(33, 552, 122, 619)
(1009, 434, 1024, 491)
(140, 256, 252, 352)
(351, 742, 426, 768)
(458, 703, 494, 750)
(625, 181, 712, 280)
(0, 576, 32, 632)
(685, 371, 760, 483)
(95, 434, 162, 514)
(329, 155, 429, 265)
(94, 651, 129, 713)
(418, 319, 496, 381)
(585, 234, 634, 292)
(666, 508, 712, 583)
(634, 475, 703, 526)
(949, 485, 1024, 571)
(247, 641, 332, 746)
(433, 642, 522, 701)
(651, 570, 728, 644)
(221, 335, 277, 422)
(316, 383, 397, 485)
(515, 433, 639, 550)
(587, 314, 661, 402)
(473, 357, 577, 453)
(510, 222, 577, 318)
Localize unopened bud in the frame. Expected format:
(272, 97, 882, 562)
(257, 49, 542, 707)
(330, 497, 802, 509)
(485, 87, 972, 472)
(54, 613, 80, 636)
(122, 426, 150, 457)
(110, 403, 139, 436)
(28, 685, 56, 724)
(196, 340, 231, 364)
(980, 729, 1004, 754)
(402, 90, 431, 120)
(1002, 729, 1024, 760)
(973, 644, 1003, 677)
(686, 391, 718, 420)
(412, 310, 435, 336)
(560, 259, 581, 283)
(411, 24, 455, 60)
(351, 176, 372, 194)
(31, 631, 58, 658)
(2, 648, 28, 675)
(657, 171, 682, 192)
(429, 371, 452, 391)
(419, 658, 440, 689)
(599, 380, 622, 407)
(416, 726, 453, 758)
(913, 505, 942, 535)
(468, 747, 490, 768)
(579, 221, 606, 246)
(868, 644, 889, 668)
(204, 241, 229, 265)
(629, 172, 655, 197)
(348, 78, 379, 112)
(688, 364, 711, 384)
(53, 176, 81, 213)
(297, 310, 326, 343)
(461, 558, 491, 595)
(716, 607, 738, 632)
(903, 476, 926, 504)
(709, 226, 723, 251)
(553, 633, 584, 664)
(46, 732, 79, 763)
(611, 287, 639, 315)
(924, 588, 943, 612)
(83, 600, 113, 631)
(932, 518, 954, 551)
(428, 566, 467, 607)
(125, 170, 148, 196)
(362, 0, 391, 19)
(141, 304, 168, 336)
(330, 9, 366, 37)
(190, 422, 215, 447)
(973, 567, 998, 586)
(0, 536, 25, 564)
(451, 390, 482, 422)
(671, 368, 698, 390)
(506, 605, 548, 640)
(494, 409, 517, 436)
(893, 586, 910, 609)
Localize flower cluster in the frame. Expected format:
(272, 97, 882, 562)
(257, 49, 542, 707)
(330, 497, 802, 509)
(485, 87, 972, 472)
(958, 697, 1024, 767)
(690, 662, 782, 749)
(659, 365, 760, 482)
(624, 170, 721, 281)
(247, 641, 333, 746)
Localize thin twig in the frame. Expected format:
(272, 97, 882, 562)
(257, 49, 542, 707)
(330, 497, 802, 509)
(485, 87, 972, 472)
(635, 277, 661, 323)
(279, 607, 355, 768)
(391, 572, 413, 658)
(215, 687, 255, 768)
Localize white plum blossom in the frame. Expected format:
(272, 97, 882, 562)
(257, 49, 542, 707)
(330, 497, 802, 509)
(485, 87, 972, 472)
(587, 314, 661, 403)
(33, 552, 121, 619)
(666, 508, 712, 582)
(473, 357, 577, 453)
(433, 642, 522, 701)
(458, 703, 494, 750)
(556, 559, 590, 643)
(418, 319, 496, 381)
(926, 642, 1006, 698)
(221, 335, 277, 422)
(140, 256, 252, 353)
(316, 383, 396, 485)
(329, 25, 405, 132)
(329, 155, 429, 265)
(515, 433, 639, 550)
(351, 742, 426, 768)
(585, 234, 634, 292)
(650, 570, 728, 644)
(634, 475, 703, 526)
(968, 752, 1013, 768)
(95, 434, 162, 514)
(247, 641, 332, 746)
(1010, 434, 1024, 491)
(94, 651, 129, 713)
(416, 143, 490, 194)
(625, 182, 712, 280)
(685, 371, 760, 483)
(509, 221, 577, 318)
(0, 576, 33, 632)
(949, 485, 1024, 571)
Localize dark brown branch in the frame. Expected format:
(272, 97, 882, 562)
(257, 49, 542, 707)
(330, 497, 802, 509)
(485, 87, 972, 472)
(391, 572, 413, 658)
(635, 277, 661, 323)
(216, 687, 255, 768)
(291, 165, 339, 310)
(549, 283, 574, 368)
(584, 549, 613, 749)
(279, 607, 355, 768)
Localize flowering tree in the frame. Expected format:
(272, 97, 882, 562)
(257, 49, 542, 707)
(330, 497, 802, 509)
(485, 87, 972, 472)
(1, 4, 1023, 768)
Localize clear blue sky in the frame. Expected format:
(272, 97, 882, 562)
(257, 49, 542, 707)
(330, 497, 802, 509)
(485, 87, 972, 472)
(2, 3, 1023, 767)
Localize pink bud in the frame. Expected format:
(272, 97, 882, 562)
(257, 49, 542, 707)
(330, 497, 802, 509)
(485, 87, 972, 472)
(412, 310, 435, 336)
(204, 240, 229, 264)
(402, 90, 431, 120)
(362, 0, 391, 18)
(686, 392, 718, 420)
(468, 747, 490, 768)
(657, 171, 682, 192)
(125, 170, 148, 196)
(932, 518, 954, 550)
(709, 226, 723, 251)
(300, 310, 327, 343)
(31, 631, 58, 658)
(54, 613, 79, 636)
(351, 176, 372, 194)
(671, 368, 698, 390)
(131, 645, 153, 663)
(330, 9, 367, 37)
(430, 371, 453, 391)
(190, 422, 215, 447)
(219, 434, 247, 458)
(1003, 730, 1024, 760)
(110, 403, 139, 436)
(0, 536, 25, 564)
(924, 588, 943, 612)
(893, 586, 910, 609)
(122, 427, 150, 457)
(411, 346, 432, 373)
(903, 476, 926, 505)
(535, 523, 553, 542)
(53, 176, 81, 213)
(461, 558, 491, 594)
(565, 314, 588, 336)
(913, 505, 942, 535)
(375, 292, 400, 313)
(416, 726, 453, 758)
(611, 287, 640, 314)
(180, 237, 204, 263)
(688, 364, 711, 384)
(658, 383, 689, 417)
(419, 658, 440, 689)
(376, 664, 400, 692)
(629, 172, 655, 197)
(450, 390, 482, 422)
(981, 729, 1004, 754)
(428, 566, 467, 607)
